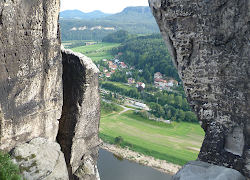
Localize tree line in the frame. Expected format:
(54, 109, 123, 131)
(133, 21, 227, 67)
(101, 82, 198, 123)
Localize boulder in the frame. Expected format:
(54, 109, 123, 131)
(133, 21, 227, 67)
(173, 161, 246, 180)
(11, 137, 68, 180)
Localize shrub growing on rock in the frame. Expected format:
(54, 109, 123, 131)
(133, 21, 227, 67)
(0, 151, 22, 180)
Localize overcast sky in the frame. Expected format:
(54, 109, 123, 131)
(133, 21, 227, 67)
(60, 0, 149, 13)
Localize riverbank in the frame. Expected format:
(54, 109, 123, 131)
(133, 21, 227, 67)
(101, 142, 182, 175)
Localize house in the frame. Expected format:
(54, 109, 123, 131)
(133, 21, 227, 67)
(109, 64, 117, 70)
(169, 79, 179, 86)
(136, 82, 145, 89)
(120, 62, 127, 69)
(138, 69, 143, 73)
(111, 70, 115, 74)
(126, 71, 132, 76)
(134, 102, 150, 111)
(85, 42, 96, 46)
(103, 68, 108, 73)
(118, 52, 123, 56)
(128, 78, 135, 84)
(105, 72, 111, 78)
(108, 60, 113, 66)
(114, 59, 120, 64)
(154, 78, 168, 89)
(102, 59, 107, 62)
(154, 72, 163, 79)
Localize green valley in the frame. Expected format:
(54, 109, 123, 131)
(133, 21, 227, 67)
(64, 32, 205, 167)
(100, 109, 204, 166)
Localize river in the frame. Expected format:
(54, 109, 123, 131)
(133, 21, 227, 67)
(97, 149, 172, 180)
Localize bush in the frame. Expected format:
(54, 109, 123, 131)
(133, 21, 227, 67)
(101, 101, 122, 115)
(0, 152, 22, 180)
(114, 136, 124, 145)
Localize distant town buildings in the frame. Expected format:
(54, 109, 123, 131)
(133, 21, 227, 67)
(128, 78, 135, 84)
(136, 82, 146, 89)
(120, 62, 127, 69)
(154, 72, 163, 79)
(105, 72, 111, 78)
(100, 61, 178, 91)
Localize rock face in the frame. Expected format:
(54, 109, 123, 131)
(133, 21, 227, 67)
(149, 0, 250, 177)
(57, 48, 100, 180)
(11, 137, 69, 180)
(173, 161, 246, 180)
(0, 0, 62, 151)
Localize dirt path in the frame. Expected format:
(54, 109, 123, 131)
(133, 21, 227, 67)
(101, 142, 181, 175)
(118, 105, 132, 115)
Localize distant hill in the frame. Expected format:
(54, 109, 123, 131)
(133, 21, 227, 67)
(60, 10, 111, 20)
(60, 6, 159, 41)
(103, 6, 154, 23)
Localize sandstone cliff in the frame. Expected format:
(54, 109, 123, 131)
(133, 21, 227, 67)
(0, 0, 62, 151)
(0, 1, 100, 180)
(149, 0, 250, 178)
(57, 48, 100, 180)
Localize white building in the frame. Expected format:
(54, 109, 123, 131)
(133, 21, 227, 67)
(154, 72, 163, 79)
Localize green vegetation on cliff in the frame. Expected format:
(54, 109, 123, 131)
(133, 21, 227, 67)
(0, 152, 22, 180)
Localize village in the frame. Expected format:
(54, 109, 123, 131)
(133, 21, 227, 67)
(98, 58, 179, 91)
(97, 57, 183, 125)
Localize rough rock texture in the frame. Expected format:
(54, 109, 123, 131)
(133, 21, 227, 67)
(11, 137, 69, 180)
(149, 0, 250, 177)
(57, 48, 100, 180)
(173, 161, 246, 180)
(0, 0, 62, 151)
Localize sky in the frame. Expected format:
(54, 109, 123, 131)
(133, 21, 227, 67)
(60, 0, 149, 13)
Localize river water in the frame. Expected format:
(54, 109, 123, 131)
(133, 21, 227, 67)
(97, 149, 172, 180)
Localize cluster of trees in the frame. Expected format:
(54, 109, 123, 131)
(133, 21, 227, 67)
(102, 30, 129, 43)
(64, 41, 87, 49)
(101, 82, 198, 123)
(149, 103, 197, 122)
(143, 91, 190, 111)
(111, 34, 180, 83)
(109, 71, 128, 83)
(101, 101, 121, 114)
(101, 82, 140, 99)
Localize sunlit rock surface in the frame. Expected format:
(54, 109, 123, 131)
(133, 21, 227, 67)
(173, 161, 246, 180)
(0, 0, 62, 151)
(11, 137, 69, 180)
(149, 0, 250, 177)
(57, 48, 100, 180)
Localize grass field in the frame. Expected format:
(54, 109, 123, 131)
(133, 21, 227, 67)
(70, 42, 120, 62)
(101, 81, 136, 91)
(100, 110, 204, 166)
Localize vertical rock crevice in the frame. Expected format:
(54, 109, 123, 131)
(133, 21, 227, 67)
(57, 48, 100, 180)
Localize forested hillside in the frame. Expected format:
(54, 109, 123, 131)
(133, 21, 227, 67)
(60, 10, 111, 19)
(111, 34, 180, 82)
(60, 6, 159, 41)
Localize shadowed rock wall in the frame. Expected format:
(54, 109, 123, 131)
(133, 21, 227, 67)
(149, 0, 250, 177)
(0, 0, 62, 151)
(57, 48, 100, 180)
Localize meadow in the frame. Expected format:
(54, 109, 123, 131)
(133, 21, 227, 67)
(70, 42, 120, 62)
(100, 110, 204, 166)
(101, 81, 136, 91)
